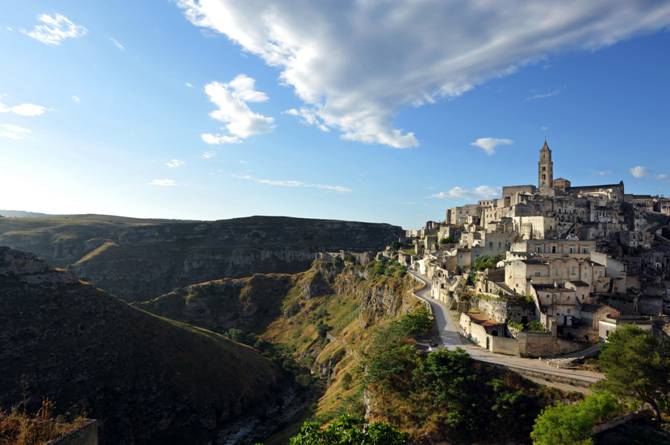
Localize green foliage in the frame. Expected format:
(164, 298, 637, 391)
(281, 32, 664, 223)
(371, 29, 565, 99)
(507, 320, 524, 331)
(317, 323, 331, 338)
(598, 325, 670, 421)
(440, 236, 456, 245)
(368, 258, 407, 279)
(527, 320, 546, 332)
(365, 311, 547, 443)
(473, 254, 504, 272)
(399, 305, 434, 337)
(531, 391, 621, 445)
(226, 327, 252, 344)
(289, 415, 409, 445)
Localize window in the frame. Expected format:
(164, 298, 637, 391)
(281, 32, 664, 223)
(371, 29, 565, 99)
(542, 166, 546, 171)
(542, 174, 546, 180)
(552, 246, 557, 253)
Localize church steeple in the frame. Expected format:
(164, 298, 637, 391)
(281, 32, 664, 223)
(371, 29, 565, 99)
(538, 140, 554, 195)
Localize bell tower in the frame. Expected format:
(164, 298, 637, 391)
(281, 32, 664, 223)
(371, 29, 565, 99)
(538, 139, 553, 195)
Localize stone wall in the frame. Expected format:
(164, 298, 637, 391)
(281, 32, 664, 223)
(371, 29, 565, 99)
(516, 332, 583, 357)
(488, 336, 520, 356)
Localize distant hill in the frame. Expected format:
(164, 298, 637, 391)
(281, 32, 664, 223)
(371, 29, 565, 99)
(0, 247, 292, 444)
(0, 209, 51, 218)
(0, 214, 403, 300)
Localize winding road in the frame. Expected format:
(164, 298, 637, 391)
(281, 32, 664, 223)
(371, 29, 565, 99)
(409, 271, 604, 389)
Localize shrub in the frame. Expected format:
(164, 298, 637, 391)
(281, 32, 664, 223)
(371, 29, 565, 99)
(289, 415, 409, 445)
(531, 391, 621, 445)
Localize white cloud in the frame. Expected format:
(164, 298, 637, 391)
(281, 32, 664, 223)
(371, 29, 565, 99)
(201, 151, 216, 159)
(71, 95, 80, 104)
(234, 174, 351, 192)
(178, 1, 670, 149)
(525, 89, 562, 101)
(0, 100, 47, 117)
(185, 82, 194, 88)
(0, 124, 31, 140)
(201, 74, 274, 144)
(23, 13, 87, 46)
(630, 165, 648, 178)
(432, 185, 500, 201)
(657, 173, 668, 180)
(470, 137, 513, 155)
(165, 159, 185, 168)
(149, 179, 178, 187)
(594, 169, 612, 177)
(110, 37, 125, 51)
(285, 108, 329, 132)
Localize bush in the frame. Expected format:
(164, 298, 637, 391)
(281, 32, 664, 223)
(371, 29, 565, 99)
(289, 415, 409, 445)
(399, 306, 433, 337)
(531, 391, 621, 445)
(473, 255, 504, 272)
(317, 323, 331, 338)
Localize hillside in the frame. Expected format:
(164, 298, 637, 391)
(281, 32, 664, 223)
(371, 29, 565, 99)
(0, 247, 295, 445)
(0, 214, 403, 300)
(140, 257, 423, 424)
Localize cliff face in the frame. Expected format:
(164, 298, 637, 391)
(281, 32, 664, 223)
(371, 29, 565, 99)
(0, 247, 290, 445)
(0, 215, 403, 300)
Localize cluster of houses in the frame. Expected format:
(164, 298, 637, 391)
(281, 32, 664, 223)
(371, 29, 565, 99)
(395, 141, 669, 357)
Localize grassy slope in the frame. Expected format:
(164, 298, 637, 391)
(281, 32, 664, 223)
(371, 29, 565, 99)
(262, 260, 421, 421)
(0, 250, 285, 445)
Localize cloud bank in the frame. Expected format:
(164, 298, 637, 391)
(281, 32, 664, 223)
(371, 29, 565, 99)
(178, 1, 670, 148)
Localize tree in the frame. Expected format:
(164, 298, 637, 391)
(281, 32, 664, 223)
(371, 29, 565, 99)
(289, 415, 408, 445)
(531, 391, 621, 445)
(599, 325, 670, 422)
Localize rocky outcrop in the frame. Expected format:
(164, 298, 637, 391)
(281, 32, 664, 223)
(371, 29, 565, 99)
(0, 215, 403, 300)
(0, 247, 292, 445)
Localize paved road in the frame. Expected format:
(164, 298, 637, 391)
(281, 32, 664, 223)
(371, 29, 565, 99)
(410, 271, 604, 387)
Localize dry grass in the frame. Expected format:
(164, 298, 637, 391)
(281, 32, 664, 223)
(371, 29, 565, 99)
(0, 399, 86, 445)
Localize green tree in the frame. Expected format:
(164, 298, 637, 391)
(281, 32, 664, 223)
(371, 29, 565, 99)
(473, 254, 503, 271)
(599, 325, 670, 422)
(531, 391, 620, 445)
(289, 415, 408, 445)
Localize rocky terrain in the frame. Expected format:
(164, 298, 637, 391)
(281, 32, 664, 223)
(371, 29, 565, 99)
(0, 246, 297, 445)
(0, 214, 403, 300)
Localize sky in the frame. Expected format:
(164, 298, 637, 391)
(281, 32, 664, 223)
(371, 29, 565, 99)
(1, 1, 669, 228)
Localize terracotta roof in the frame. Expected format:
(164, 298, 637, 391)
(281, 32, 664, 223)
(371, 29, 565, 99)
(466, 312, 503, 328)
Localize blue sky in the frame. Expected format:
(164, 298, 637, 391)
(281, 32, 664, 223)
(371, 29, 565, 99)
(1, 1, 669, 228)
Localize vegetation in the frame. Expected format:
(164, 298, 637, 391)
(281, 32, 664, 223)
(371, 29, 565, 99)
(440, 236, 456, 245)
(507, 320, 524, 332)
(368, 258, 407, 279)
(289, 415, 409, 445)
(531, 391, 622, 445)
(0, 399, 86, 445)
(598, 325, 670, 422)
(474, 254, 504, 271)
(528, 320, 547, 332)
(364, 310, 556, 443)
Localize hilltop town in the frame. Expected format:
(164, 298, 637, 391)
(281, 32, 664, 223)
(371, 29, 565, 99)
(393, 141, 670, 357)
